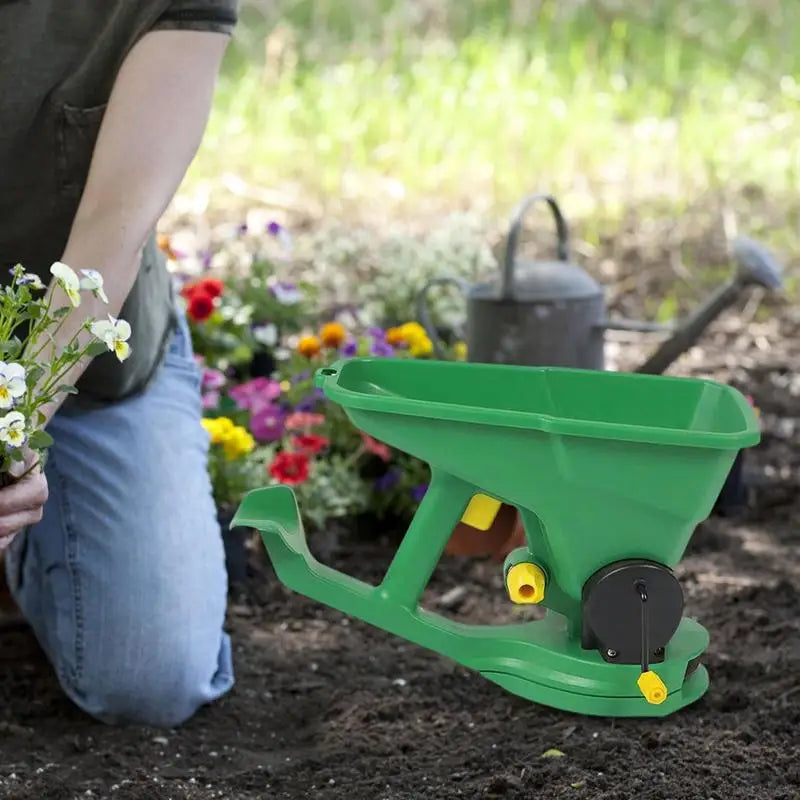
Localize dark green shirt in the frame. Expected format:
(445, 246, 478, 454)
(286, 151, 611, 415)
(0, 1, 238, 404)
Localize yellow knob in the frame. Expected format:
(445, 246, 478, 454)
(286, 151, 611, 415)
(637, 670, 668, 705)
(506, 562, 546, 604)
(460, 494, 502, 531)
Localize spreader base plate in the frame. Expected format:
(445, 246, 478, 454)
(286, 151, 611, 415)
(481, 662, 708, 718)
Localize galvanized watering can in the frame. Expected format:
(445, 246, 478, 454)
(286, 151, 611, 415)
(417, 193, 783, 373)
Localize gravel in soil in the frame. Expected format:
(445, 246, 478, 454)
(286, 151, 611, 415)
(0, 304, 798, 800)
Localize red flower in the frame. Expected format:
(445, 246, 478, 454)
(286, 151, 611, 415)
(268, 451, 310, 486)
(180, 277, 224, 302)
(199, 277, 224, 299)
(361, 433, 391, 462)
(292, 434, 329, 455)
(187, 291, 215, 322)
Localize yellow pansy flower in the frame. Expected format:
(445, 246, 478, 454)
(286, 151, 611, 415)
(202, 416, 234, 445)
(409, 335, 433, 357)
(222, 426, 255, 460)
(398, 322, 427, 344)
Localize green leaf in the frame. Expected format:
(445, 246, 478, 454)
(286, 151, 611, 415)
(28, 429, 54, 449)
(8, 447, 24, 462)
(36, 411, 47, 426)
(540, 748, 566, 758)
(84, 341, 110, 357)
(3, 338, 22, 359)
(22, 305, 42, 320)
(25, 364, 45, 385)
(54, 384, 78, 395)
(52, 306, 71, 319)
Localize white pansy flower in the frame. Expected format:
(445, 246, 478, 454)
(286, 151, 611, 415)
(90, 314, 132, 362)
(79, 269, 108, 303)
(0, 411, 27, 448)
(50, 261, 81, 307)
(18, 273, 45, 290)
(252, 323, 278, 347)
(0, 362, 26, 409)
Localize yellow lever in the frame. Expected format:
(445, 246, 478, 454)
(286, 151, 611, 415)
(460, 494, 502, 531)
(637, 670, 668, 704)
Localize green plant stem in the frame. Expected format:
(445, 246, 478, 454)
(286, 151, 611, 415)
(28, 306, 80, 362)
(36, 329, 96, 398)
(21, 291, 56, 357)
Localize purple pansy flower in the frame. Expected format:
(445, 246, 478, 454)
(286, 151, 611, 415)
(249, 404, 286, 442)
(370, 341, 394, 357)
(270, 281, 302, 305)
(374, 469, 401, 491)
(411, 484, 428, 503)
(267, 220, 293, 252)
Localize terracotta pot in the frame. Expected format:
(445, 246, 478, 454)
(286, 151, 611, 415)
(444, 502, 526, 561)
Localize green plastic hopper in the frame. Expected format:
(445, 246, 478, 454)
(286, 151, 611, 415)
(233, 358, 760, 717)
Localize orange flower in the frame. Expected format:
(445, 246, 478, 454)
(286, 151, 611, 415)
(320, 322, 347, 349)
(157, 233, 181, 261)
(386, 327, 406, 346)
(297, 335, 321, 358)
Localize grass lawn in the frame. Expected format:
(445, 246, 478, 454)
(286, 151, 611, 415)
(181, 0, 800, 247)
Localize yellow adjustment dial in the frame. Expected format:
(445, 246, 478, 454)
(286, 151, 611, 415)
(637, 670, 668, 705)
(505, 562, 546, 604)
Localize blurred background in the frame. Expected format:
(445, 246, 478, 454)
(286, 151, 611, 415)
(164, 0, 799, 327)
(188, 0, 799, 225)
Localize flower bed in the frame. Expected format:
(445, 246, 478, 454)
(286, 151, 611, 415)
(167, 223, 467, 536)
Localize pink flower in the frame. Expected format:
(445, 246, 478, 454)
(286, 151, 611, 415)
(285, 412, 326, 432)
(202, 390, 220, 409)
(361, 433, 391, 462)
(202, 368, 226, 391)
(229, 377, 282, 411)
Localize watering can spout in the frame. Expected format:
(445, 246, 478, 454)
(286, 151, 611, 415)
(620, 235, 783, 375)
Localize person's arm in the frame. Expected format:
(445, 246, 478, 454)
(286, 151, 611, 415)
(36, 29, 230, 422)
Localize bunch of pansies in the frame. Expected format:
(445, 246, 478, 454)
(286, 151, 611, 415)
(0, 262, 132, 483)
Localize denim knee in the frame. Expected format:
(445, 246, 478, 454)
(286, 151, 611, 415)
(65, 627, 234, 728)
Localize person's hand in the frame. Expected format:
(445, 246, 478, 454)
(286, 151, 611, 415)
(0, 449, 48, 549)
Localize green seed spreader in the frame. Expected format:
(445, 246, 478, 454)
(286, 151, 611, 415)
(233, 358, 760, 717)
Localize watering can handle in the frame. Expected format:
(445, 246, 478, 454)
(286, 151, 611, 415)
(415, 276, 471, 359)
(501, 193, 570, 301)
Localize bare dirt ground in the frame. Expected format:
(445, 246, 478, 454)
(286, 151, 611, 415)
(0, 234, 797, 800)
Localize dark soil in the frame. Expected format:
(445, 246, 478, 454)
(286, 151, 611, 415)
(0, 302, 798, 800)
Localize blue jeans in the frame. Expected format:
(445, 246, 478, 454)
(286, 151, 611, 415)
(4, 312, 233, 727)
